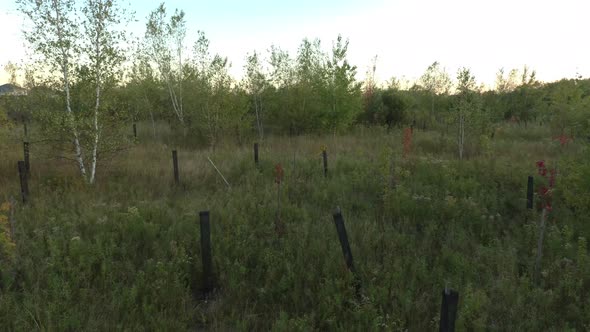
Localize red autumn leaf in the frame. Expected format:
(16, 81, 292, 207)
(538, 186, 549, 196)
(549, 169, 557, 187)
(538, 167, 547, 177)
(545, 202, 552, 212)
(274, 163, 284, 184)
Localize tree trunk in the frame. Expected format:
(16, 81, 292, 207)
(254, 94, 263, 141)
(90, 31, 102, 185)
(89, 83, 100, 184)
(55, 5, 87, 181)
(458, 113, 464, 160)
(150, 108, 157, 139)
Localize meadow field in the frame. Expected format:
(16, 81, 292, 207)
(1, 122, 588, 331)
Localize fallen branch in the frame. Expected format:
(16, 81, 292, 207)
(207, 157, 231, 189)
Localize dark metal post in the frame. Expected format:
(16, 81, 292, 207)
(172, 150, 179, 185)
(23, 141, 30, 176)
(322, 150, 328, 178)
(332, 209, 354, 273)
(333, 208, 361, 296)
(526, 176, 534, 209)
(18, 161, 29, 204)
(199, 211, 213, 293)
(254, 142, 259, 166)
(133, 123, 137, 138)
(440, 289, 459, 332)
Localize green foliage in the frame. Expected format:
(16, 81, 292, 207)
(17, 0, 132, 183)
(0, 103, 13, 130)
(0, 124, 589, 330)
(379, 88, 407, 130)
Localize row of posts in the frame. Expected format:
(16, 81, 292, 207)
(18, 138, 456, 327)
(194, 207, 459, 331)
(27, 140, 563, 330)
(171, 143, 328, 186)
(131, 143, 548, 331)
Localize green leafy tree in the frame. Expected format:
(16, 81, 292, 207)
(18, 0, 130, 184)
(17, 0, 87, 177)
(380, 88, 407, 131)
(324, 35, 362, 133)
(145, 3, 186, 127)
(419, 61, 452, 126)
(187, 31, 244, 147)
(453, 67, 482, 160)
(244, 51, 267, 140)
(81, 0, 130, 183)
(512, 66, 541, 126)
(127, 48, 165, 138)
(360, 55, 379, 124)
(543, 78, 589, 138)
(293, 38, 328, 132)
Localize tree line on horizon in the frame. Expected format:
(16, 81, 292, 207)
(1, 0, 589, 183)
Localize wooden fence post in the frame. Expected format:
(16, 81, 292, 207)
(199, 211, 213, 294)
(23, 141, 30, 176)
(332, 208, 361, 295)
(172, 150, 179, 185)
(254, 142, 259, 166)
(527, 175, 534, 209)
(440, 288, 459, 332)
(333, 208, 354, 273)
(133, 123, 137, 139)
(17, 161, 29, 204)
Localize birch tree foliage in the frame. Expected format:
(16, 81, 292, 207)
(17, 0, 131, 184)
(17, 0, 88, 178)
(188, 31, 240, 147)
(454, 67, 482, 160)
(144, 3, 186, 125)
(419, 61, 452, 124)
(265, 45, 297, 132)
(324, 35, 362, 132)
(292, 38, 328, 132)
(81, 0, 130, 183)
(245, 51, 268, 140)
(127, 48, 164, 138)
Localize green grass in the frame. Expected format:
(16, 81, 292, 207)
(0, 123, 589, 331)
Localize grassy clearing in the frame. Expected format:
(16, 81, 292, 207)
(0, 123, 589, 330)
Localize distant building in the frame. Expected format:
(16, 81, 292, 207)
(0, 83, 27, 96)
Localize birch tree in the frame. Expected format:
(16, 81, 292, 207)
(81, 0, 128, 183)
(454, 67, 480, 160)
(325, 35, 361, 133)
(127, 49, 161, 139)
(419, 61, 451, 124)
(17, 0, 87, 178)
(144, 3, 186, 127)
(18, 0, 130, 184)
(190, 31, 234, 147)
(245, 51, 267, 140)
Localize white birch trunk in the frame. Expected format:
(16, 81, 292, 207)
(89, 29, 101, 185)
(55, 5, 87, 180)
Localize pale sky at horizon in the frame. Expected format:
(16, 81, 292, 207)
(1, 0, 589, 88)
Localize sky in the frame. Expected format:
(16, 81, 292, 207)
(1, 0, 589, 88)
